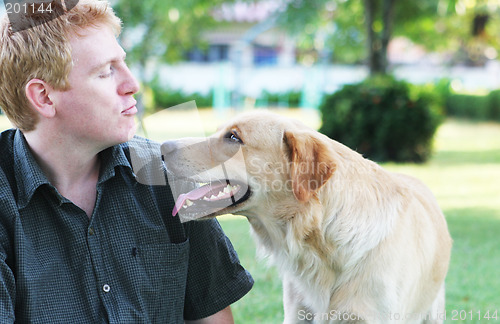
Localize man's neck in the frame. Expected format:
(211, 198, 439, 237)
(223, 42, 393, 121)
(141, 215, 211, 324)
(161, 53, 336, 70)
(23, 129, 102, 218)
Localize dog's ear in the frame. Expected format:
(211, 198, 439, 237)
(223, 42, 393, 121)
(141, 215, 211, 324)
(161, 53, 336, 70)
(284, 130, 336, 203)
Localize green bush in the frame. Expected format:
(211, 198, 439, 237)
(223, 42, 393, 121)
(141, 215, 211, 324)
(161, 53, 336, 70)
(319, 76, 444, 163)
(444, 89, 500, 122)
(155, 88, 213, 110)
(258, 90, 301, 107)
(487, 90, 500, 121)
(446, 93, 491, 120)
(149, 78, 213, 111)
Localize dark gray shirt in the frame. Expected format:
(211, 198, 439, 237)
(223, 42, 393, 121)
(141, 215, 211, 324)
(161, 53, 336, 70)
(0, 129, 253, 323)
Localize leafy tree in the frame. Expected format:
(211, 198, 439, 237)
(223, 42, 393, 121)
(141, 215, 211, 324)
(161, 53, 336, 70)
(111, 0, 500, 79)
(277, 0, 500, 74)
(111, 0, 232, 121)
(277, 0, 403, 73)
(113, 0, 230, 80)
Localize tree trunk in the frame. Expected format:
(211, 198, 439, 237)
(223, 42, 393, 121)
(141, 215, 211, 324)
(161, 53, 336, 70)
(364, 0, 396, 76)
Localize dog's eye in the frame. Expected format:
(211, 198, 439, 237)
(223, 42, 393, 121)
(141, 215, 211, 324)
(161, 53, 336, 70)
(225, 131, 243, 144)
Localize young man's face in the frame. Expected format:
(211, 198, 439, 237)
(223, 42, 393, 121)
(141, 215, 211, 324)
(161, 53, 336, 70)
(50, 24, 140, 149)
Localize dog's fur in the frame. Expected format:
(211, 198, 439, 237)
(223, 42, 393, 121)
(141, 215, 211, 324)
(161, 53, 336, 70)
(162, 111, 452, 324)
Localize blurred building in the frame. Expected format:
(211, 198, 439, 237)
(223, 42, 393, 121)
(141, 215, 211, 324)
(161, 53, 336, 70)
(184, 1, 295, 67)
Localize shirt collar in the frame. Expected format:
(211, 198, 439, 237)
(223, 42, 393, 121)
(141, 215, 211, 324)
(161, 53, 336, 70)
(14, 129, 136, 209)
(98, 140, 135, 185)
(95, 136, 165, 185)
(14, 129, 52, 209)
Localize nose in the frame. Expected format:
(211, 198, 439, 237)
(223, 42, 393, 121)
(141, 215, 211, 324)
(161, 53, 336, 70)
(119, 65, 140, 96)
(161, 140, 179, 158)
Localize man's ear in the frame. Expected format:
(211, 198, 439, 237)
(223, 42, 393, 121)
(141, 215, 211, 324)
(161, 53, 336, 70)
(284, 130, 336, 203)
(25, 79, 56, 118)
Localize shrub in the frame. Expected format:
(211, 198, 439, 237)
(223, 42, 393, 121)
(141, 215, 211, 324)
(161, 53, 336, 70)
(258, 90, 301, 107)
(319, 76, 444, 163)
(487, 90, 500, 121)
(149, 78, 213, 111)
(444, 89, 500, 122)
(446, 93, 491, 120)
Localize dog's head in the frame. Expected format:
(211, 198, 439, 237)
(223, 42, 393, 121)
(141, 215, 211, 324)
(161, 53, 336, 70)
(161, 111, 336, 222)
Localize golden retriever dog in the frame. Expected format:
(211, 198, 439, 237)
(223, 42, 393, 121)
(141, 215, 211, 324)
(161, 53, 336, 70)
(161, 111, 452, 324)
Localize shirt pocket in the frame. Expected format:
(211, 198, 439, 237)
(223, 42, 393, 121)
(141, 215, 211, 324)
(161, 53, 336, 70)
(136, 239, 190, 320)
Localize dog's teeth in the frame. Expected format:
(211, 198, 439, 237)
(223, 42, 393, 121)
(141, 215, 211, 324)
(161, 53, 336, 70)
(196, 184, 241, 203)
(186, 199, 194, 207)
(182, 204, 188, 209)
(230, 184, 240, 194)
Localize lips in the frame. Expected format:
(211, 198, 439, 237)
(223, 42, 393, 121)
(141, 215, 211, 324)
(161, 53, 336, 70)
(122, 101, 138, 115)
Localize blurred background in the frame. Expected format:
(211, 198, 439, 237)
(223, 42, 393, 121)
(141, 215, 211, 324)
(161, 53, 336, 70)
(1, 0, 500, 322)
(114, 0, 500, 115)
(3, 0, 500, 122)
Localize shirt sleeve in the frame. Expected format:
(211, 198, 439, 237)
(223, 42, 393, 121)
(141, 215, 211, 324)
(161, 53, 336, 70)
(183, 218, 254, 321)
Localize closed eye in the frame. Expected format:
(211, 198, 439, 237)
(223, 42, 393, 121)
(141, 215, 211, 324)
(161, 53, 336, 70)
(224, 130, 243, 144)
(99, 65, 115, 78)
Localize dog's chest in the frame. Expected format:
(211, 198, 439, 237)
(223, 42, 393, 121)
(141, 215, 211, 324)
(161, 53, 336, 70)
(273, 244, 338, 311)
(250, 222, 339, 310)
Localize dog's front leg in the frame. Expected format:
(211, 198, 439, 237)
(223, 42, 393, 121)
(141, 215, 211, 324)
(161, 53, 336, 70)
(282, 276, 314, 324)
(422, 283, 446, 324)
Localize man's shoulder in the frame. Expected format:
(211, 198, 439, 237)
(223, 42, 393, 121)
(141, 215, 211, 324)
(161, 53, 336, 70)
(0, 128, 16, 149)
(0, 129, 17, 203)
(0, 129, 16, 170)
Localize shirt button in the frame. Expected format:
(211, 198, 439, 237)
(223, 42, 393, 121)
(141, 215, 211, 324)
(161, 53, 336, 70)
(103, 284, 111, 293)
(88, 228, 95, 235)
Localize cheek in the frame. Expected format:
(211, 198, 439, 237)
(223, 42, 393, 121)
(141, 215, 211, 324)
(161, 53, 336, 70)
(248, 156, 287, 177)
(246, 156, 291, 191)
(74, 79, 118, 105)
(53, 91, 87, 121)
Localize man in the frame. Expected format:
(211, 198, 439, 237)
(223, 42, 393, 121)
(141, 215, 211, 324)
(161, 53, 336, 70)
(0, 0, 253, 322)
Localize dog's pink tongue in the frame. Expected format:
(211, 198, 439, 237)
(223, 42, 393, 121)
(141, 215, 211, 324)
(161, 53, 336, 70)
(172, 185, 214, 216)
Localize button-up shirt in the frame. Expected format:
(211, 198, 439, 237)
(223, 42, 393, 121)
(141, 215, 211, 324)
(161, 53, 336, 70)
(0, 129, 253, 323)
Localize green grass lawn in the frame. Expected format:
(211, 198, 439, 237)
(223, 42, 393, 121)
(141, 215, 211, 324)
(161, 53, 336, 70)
(1, 110, 499, 323)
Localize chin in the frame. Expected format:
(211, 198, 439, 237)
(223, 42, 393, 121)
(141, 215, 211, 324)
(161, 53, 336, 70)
(118, 122, 138, 143)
